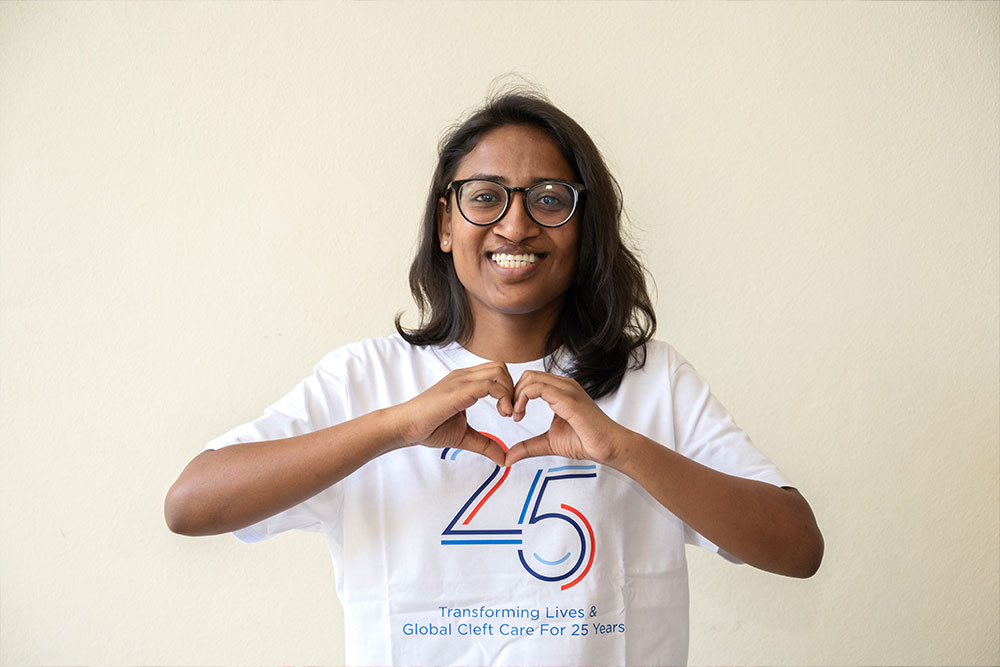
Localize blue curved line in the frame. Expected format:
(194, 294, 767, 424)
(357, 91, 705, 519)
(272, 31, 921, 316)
(532, 551, 571, 566)
(450, 449, 461, 460)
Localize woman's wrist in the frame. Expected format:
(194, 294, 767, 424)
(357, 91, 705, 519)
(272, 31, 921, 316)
(591, 421, 640, 471)
(597, 425, 666, 480)
(376, 403, 413, 452)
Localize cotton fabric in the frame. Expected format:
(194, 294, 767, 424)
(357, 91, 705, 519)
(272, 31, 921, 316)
(204, 335, 791, 665)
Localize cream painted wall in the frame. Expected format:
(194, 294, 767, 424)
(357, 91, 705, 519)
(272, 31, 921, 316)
(1, 2, 997, 665)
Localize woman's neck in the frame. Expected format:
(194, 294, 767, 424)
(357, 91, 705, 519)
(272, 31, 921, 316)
(461, 307, 560, 363)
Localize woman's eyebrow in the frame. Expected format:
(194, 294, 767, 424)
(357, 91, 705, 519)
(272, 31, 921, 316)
(465, 173, 507, 183)
(464, 173, 567, 184)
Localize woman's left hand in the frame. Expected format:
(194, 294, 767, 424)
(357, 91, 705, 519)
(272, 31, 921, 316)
(503, 371, 825, 578)
(504, 370, 627, 467)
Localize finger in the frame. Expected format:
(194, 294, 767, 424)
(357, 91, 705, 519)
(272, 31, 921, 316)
(504, 432, 553, 466)
(458, 364, 515, 417)
(464, 377, 514, 418)
(486, 368, 515, 417)
(493, 363, 516, 417)
(407, 364, 517, 443)
(458, 426, 508, 468)
(512, 372, 573, 421)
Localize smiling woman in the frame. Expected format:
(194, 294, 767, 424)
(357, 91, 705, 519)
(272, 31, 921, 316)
(164, 89, 823, 667)
(399, 94, 657, 399)
(436, 125, 581, 357)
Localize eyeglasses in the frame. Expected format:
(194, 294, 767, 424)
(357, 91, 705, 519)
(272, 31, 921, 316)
(447, 179, 585, 228)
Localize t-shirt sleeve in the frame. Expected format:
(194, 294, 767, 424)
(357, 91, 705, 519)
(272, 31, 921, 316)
(202, 364, 350, 544)
(670, 360, 794, 559)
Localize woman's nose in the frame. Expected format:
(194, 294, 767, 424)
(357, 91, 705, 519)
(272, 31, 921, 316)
(493, 193, 540, 242)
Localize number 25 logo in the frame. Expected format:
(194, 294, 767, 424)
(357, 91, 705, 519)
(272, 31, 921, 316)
(439, 432, 597, 590)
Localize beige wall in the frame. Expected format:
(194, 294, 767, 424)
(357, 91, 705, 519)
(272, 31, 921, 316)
(2, 2, 997, 665)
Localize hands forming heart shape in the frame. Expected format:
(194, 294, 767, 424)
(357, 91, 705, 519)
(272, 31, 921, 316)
(395, 361, 626, 469)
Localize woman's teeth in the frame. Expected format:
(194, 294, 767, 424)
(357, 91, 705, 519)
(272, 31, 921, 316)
(491, 252, 539, 268)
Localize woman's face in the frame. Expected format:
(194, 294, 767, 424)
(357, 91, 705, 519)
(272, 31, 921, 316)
(438, 124, 580, 330)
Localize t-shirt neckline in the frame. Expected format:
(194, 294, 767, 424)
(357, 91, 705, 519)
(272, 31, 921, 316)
(435, 341, 552, 374)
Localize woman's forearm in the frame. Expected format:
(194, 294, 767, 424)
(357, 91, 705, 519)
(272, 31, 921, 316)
(607, 431, 824, 578)
(164, 407, 404, 537)
(165, 361, 518, 538)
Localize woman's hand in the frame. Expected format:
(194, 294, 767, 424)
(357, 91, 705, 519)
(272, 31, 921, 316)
(394, 366, 631, 469)
(392, 361, 514, 467)
(504, 370, 627, 467)
(503, 370, 824, 577)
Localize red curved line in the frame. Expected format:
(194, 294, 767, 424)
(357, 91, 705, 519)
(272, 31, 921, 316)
(462, 431, 508, 525)
(560, 503, 595, 590)
(479, 431, 508, 452)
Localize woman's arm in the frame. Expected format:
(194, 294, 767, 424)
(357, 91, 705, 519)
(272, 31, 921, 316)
(605, 434, 823, 578)
(164, 361, 517, 537)
(165, 407, 401, 536)
(504, 371, 824, 578)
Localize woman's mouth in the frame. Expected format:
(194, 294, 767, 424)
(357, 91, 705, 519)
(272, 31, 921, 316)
(490, 252, 540, 269)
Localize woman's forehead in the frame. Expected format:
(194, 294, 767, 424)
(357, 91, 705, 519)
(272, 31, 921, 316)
(454, 125, 576, 183)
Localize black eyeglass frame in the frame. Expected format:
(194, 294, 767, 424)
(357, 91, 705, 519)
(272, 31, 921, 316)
(446, 178, 586, 228)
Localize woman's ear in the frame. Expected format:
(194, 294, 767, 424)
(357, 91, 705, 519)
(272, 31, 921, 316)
(437, 197, 453, 253)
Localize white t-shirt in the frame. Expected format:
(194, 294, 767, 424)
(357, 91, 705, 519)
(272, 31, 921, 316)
(204, 335, 791, 666)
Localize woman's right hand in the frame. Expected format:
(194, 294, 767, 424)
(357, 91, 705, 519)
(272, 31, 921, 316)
(391, 361, 514, 467)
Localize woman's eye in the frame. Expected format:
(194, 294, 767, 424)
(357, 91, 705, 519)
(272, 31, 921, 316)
(530, 183, 572, 210)
(531, 192, 566, 208)
(464, 186, 505, 208)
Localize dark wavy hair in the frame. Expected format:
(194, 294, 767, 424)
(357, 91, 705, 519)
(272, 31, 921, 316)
(395, 90, 656, 399)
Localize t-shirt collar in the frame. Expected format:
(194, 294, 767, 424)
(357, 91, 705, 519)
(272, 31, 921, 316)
(435, 341, 554, 380)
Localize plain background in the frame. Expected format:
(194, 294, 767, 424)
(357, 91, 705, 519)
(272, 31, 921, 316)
(2, 2, 997, 666)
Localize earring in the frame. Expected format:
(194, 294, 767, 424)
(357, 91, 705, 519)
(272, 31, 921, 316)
(443, 240, 450, 246)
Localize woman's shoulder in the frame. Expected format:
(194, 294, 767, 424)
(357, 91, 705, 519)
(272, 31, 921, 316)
(635, 338, 690, 376)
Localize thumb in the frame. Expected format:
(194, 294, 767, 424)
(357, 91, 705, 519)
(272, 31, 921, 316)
(458, 426, 507, 468)
(504, 432, 553, 466)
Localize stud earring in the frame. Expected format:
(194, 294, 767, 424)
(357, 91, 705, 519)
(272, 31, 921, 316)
(443, 240, 450, 246)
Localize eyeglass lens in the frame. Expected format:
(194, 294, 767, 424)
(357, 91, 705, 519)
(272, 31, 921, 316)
(457, 180, 576, 226)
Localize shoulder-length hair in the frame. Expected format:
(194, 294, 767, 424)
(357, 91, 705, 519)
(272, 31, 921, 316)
(395, 90, 656, 400)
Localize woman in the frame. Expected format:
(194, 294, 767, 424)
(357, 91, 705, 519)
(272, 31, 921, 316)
(165, 90, 823, 666)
